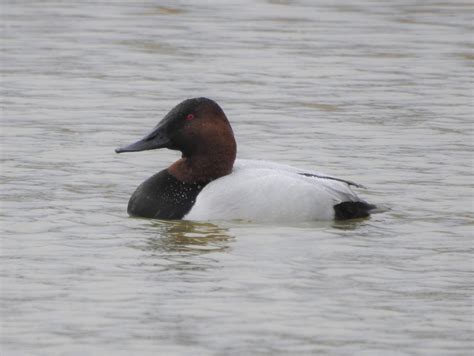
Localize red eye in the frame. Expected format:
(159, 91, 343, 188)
(186, 113, 194, 121)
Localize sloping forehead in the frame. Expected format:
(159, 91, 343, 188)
(158, 99, 195, 127)
(158, 97, 222, 128)
(166, 98, 208, 117)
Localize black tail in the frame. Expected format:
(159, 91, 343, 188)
(334, 201, 376, 220)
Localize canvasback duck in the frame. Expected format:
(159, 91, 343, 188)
(116, 97, 376, 221)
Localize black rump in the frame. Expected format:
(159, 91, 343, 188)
(333, 201, 376, 220)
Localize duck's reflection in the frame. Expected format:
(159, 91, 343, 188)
(144, 219, 234, 254)
(332, 218, 368, 231)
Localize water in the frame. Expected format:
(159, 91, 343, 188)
(1, 0, 472, 355)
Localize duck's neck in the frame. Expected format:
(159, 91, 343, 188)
(168, 140, 237, 184)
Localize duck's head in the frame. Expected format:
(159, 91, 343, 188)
(116, 98, 237, 181)
(116, 97, 236, 156)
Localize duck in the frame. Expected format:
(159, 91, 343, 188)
(115, 97, 376, 222)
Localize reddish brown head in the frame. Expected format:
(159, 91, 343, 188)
(116, 98, 237, 183)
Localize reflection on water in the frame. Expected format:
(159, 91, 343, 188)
(331, 218, 368, 231)
(123, 220, 235, 276)
(142, 220, 234, 254)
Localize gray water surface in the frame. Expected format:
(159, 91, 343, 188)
(1, 1, 473, 355)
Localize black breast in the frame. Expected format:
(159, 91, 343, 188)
(127, 169, 206, 219)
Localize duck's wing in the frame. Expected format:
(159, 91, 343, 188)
(186, 168, 338, 221)
(235, 159, 366, 188)
(185, 160, 366, 222)
(297, 172, 366, 189)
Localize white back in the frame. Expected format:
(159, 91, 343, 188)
(185, 159, 362, 222)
